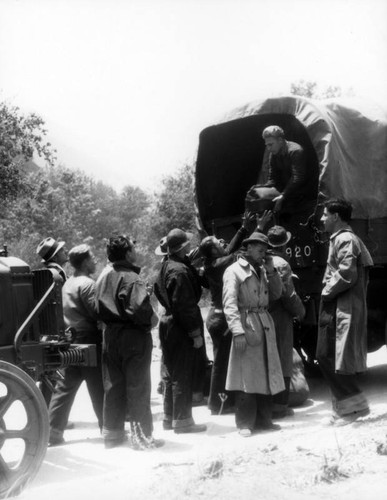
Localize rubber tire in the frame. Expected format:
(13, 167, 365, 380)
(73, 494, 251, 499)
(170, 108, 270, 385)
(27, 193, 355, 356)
(0, 361, 49, 498)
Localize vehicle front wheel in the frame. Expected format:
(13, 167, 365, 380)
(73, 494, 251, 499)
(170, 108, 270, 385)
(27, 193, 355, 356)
(0, 361, 49, 498)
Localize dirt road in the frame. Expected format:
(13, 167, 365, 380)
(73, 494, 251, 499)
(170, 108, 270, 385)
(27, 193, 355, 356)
(22, 348, 387, 500)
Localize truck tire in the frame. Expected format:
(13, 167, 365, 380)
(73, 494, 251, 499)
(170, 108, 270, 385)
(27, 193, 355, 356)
(0, 361, 49, 498)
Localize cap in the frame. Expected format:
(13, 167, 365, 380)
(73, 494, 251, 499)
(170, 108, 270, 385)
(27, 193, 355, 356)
(267, 226, 292, 247)
(167, 229, 192, 254)
(242, 231, 269, 247)
(36, 237, 65, 262)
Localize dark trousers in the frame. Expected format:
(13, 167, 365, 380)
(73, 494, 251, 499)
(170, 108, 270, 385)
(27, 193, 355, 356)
(192, 340, 207, 397)
(49, 362, 104, 433)
(102, 326, 153, 440)
(317, 308, 368, 416)
(206, 308, 234, 413)
(234, 391, 273, 430)
(159, 316, 195, 429)
(40, 378, 56, 407)
(272, 377, 291, 407)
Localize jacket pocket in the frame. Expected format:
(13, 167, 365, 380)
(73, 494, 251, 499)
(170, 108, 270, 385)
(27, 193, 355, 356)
(244, 313, 262, 346)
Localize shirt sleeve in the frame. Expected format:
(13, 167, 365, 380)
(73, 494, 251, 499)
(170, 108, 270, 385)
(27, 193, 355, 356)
(265, 154, 277, 188)
(167, 271, 202, 337)
(226, 227, 248, 255)
(117, 278, 155, 327)
(280, 265, 305, 319)
(79, 279, 98, 320)
(322, 238, 359, 299)
(222, 267, 245, 336)
(266, 269, 283, 303)
(282, 148, 307, 199)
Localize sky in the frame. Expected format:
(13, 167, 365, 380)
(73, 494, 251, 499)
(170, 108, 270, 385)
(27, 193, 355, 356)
(1, 0, 387, 193)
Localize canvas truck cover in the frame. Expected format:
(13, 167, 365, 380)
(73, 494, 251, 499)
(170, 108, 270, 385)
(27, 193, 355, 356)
(195, 95, 387, 222)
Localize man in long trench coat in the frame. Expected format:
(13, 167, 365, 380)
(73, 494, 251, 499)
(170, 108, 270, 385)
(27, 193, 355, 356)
(317, 198, 373, 425)
(222, 231, 285, 437)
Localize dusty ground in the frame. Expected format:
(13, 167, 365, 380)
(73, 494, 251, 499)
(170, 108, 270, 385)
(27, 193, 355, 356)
(19, 345, 387, 500)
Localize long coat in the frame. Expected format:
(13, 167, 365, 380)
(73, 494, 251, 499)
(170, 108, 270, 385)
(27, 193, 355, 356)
(222, 256, 285, 395)
(317, 227, 373, 374)
(269, 254, 305, 377)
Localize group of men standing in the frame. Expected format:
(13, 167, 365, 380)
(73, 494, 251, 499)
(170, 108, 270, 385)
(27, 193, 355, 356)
(37, 235, 163, 449)
(36, 123, 374, 447)
(154, 192, 373, 439)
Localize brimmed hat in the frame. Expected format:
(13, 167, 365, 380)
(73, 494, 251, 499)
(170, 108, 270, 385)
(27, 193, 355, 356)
(267, 226, 292, 247)
(36, 237, 65, 262)
(167, 229, 192, 254)
(155, 236, 168, 256)
(242, 232, 269, 247)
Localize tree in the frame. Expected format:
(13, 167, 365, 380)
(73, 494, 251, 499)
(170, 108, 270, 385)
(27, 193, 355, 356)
(290, 80, 318, 98)
(0, 101, 56, 201)
(151, 163, 196, 239)
(290, 79, 349, 99)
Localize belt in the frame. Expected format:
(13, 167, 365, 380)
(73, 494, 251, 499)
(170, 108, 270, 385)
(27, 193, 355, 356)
(240, 306, 267, 313)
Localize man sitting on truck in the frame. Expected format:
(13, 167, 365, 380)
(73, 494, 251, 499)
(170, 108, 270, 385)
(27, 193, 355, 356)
(261, 125, 312, 215)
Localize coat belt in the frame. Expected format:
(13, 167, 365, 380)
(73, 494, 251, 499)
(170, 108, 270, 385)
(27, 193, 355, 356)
(240, 306, 267, 313)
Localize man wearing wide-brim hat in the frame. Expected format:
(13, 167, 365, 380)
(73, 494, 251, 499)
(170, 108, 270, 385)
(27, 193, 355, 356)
(35, 237, 69, 407)
(154, 228, 207, 434)
(222, 231, 285, 437)
(36, 237, 68, 283)
(155, 236, 168, 257)
(266, 226, 305, 419)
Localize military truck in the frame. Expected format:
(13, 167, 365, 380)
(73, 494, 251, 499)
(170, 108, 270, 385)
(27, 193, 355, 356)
(195, 95, 387, 364)
(0, 246, 97, 497)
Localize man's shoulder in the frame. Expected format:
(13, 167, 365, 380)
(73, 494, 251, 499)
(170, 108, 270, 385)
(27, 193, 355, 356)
(72, 274, 95, 283)
(44, 263, 66, 283)
(333, 228, 357, 243)
(224, 257, 249, 277)
(77, 275, 96, 290)
(286, 141, 305, 156)
(64, 275, 95, 291)
(272, 254, 290, 269)
(332, 229, 363, 252)
(164, 258, 188, 274)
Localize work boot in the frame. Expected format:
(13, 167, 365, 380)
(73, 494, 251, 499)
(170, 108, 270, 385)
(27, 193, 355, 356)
(104, 435, 128, 449)
(174, 423, 207, 434)
(49, 429, 65, 447)
(272, 407, 294, 419)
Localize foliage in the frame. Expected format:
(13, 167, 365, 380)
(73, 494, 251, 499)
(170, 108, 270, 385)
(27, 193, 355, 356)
(0, 101, 56, 201)
(290, 79, 353, 99)
(0, 163, 152, 271)
(0, 161, 194, 283)
(290, 80, 319, 98)
(150, 163, 196, 239)
(0, 99, 199, 284)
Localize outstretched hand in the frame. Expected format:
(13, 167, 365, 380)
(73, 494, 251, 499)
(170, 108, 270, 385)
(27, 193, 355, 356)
(241, 210, 256, 229)
(256, 210, 273, 231)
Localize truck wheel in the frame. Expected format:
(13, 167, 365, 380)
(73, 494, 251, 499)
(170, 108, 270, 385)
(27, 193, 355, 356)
(0, 361, 49, 498)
